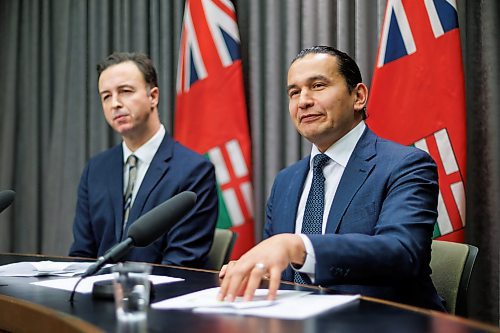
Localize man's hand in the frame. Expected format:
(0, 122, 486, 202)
(217, 233, 306, 302)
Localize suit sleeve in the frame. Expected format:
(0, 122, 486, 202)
(264, 178, 277, 240)
(68, 163, 98, 258)
(161, 158, 218, 267)
(309, 149, 438, 286)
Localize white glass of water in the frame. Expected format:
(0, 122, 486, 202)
(112, 262, 152, 326)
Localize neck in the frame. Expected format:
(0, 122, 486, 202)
(315, 119, 362, 152)
(123, 122, 161, 151)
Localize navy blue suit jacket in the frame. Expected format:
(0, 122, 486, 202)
(264, 127, 445, 311)
(69, 134, 218, 268)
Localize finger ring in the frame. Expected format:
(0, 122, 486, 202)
(254, 263, 266, 270)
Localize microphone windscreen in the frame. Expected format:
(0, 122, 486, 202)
(0, 190, 15, 213)
(127, 191, 197, 247)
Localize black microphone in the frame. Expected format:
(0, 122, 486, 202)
(82, 191, 197, 277)
(0, 190, 15, 214)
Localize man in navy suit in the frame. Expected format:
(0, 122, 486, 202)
(69, 52, 218, 268)
(218, 46, 445, 311)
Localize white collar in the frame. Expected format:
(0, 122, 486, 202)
(122, 125, 166, 164)
(310, 121, 366, 168)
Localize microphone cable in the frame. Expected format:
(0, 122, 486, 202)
(69, 275, 86, 304)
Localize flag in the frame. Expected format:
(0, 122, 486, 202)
(367, 0, 466, 242)
(174, 0, 254, 258)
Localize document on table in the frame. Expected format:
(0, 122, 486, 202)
(0, 261, 96, 277)
(152, 287, 360, 320)
(31, 274, 183, 293)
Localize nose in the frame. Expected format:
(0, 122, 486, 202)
(298, 90, 314, 109)
(111, 94, 122, 109)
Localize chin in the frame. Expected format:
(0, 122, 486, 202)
(115, 126, 134, 136)
(298, 129, 320, 141)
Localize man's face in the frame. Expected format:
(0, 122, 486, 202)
(98, 61, 158, 139)
(287, 53, 366, 151)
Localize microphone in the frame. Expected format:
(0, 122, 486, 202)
(82, 191, 197, 277)
(0, 190, 15, 214)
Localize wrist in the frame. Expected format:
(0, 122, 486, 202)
(287, 234, 306, 266)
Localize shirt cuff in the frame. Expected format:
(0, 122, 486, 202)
(291, 234, 316, 283)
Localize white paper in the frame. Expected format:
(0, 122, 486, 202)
(31, 274, 183, 293)
(152, 287, 310, 310)
(0, 261, 96, 277)
(194, 294, 360, 319)
(152, 287, 360, 319)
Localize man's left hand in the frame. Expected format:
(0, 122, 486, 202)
(217, 233, 306, 301)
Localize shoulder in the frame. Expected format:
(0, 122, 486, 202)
(171, 140, 214, 168)
(365, 128, 435, 165)
(380, 138, 431, 160)
(157, 135, 215, 176)
(364, 129, 437, 186)
(274, 156, 309, 182)
(85, 144, 122, 169)
(172, 140, 208, 161)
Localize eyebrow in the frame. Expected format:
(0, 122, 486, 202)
(286, 75, 331, 92)
(99, 84, 135, 96)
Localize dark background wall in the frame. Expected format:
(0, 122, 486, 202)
(0, 0, 497, 324)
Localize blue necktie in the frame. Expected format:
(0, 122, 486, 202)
(295, 153, 330, 284)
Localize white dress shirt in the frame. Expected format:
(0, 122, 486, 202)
(122, 125, 166, 207)
(294, 121, 366, 281)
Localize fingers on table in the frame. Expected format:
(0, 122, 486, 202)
(219, 264, 228, 278)
(218, 261, 246, 301)
(218, 261, 270, 302)
(266, 266, 282, 300)
(243, 263, 268, 301)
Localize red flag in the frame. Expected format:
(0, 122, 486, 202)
(367, 0, 466, 242)
(174, 0, 254, 258)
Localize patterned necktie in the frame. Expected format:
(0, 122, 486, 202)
(295, 153, 330, 284)
(123, 154, 138, 231)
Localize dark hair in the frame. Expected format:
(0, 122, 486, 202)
(291, 46, 366, 118)
(291, 46, 363, 92)
(97, 52, 158, 88)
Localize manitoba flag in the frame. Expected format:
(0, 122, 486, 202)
(174, 0, 254, 258)
(367, 0, 466, 242)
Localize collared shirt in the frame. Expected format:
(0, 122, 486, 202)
(294, 121, 366, 280)
(122, 125, 166, 207)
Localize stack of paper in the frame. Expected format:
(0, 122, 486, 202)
(31, 274, 184, 293)
(0, 261, 95, 277)
(152, 287, 360, 320)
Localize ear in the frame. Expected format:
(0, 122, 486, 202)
(353, 83, 368, 112)
(149, 87, 159, 108)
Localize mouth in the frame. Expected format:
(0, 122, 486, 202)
(113, 113, 129, 121)
(299, 113, 323, 123)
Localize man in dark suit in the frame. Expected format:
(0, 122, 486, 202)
(218, 46, 445, 311)
(69, 52, 218, 268)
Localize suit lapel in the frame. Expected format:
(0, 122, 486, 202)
(281, 159, 309, 282)
(124, 135, 173, 235)
(325, 128, 377, 233)
(107, 145, 125, 241)
(280, 158, 310, 233)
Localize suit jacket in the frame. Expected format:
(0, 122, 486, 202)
(264, 127, 445, 311)
(69, 133, 218, 268)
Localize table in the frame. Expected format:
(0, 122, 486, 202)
(0, 253, 497, 333)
